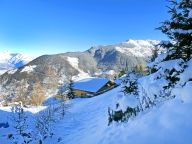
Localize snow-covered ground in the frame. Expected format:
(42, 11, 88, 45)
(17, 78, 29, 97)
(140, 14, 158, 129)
(0, 83, 192, 144)
(0, 106, 46, 144)
(44, 81, 192, 144)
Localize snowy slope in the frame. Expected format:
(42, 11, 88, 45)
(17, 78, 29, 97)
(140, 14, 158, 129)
(66, 56, 90, 81)
(0, 51, 34, 75)
(116, 39, 159, 57)
(50, 88, 192, 144)
(1, 84, 192, 144)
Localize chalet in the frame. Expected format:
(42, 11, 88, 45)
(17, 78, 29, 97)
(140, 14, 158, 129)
(73, 77, 117, 97)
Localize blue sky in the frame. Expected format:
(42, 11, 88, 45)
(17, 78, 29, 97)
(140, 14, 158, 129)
(0, 0, 169, 56)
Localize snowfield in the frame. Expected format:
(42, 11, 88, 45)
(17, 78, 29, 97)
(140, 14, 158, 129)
(20, 65, 37, 73)
(115, 39, 159, 58)
(67, 56, 90, 81)
(0, 84, 192, 144)
(7, 69, 18, 75)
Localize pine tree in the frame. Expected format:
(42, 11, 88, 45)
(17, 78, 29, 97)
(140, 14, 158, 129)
(10, 103, 32, 144)
(67, 79, 75, 99)
(57, 84, 69, 118)
(118, 68, 126, 78)
(11, 104, 27, 135)
(158, 0, 192, 61)
(151, 45, 160, 62)
(57, 84, 68, 100)
(35, 107, 55, 142)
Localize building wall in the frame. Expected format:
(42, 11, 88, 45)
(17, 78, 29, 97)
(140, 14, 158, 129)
(74, 89, 88, 97)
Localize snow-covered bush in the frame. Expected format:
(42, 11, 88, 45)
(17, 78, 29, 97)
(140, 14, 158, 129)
(11, 104, 27, 135)
(121, 72, 143, 96)
(108, 106, 140, 125)
(109, 57, 192, 124)
(35, 106, 56, 141)
(172, 59, 192, 103)
(8, 104, 32, 144)
(108, 72, 142, 124)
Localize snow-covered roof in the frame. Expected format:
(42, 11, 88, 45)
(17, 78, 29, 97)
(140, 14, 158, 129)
(73, 77, 110, 93)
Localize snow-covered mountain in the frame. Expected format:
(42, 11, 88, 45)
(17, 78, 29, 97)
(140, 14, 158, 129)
(0, 57, 191, 144)
(89, 39, 159, 58)
(0, 51, 34, 75)
(0, 39, 160, 101)
(88, 39, 160, 71)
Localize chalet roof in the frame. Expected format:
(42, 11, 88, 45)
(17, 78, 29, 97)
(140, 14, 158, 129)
(73, 77, 110, 93)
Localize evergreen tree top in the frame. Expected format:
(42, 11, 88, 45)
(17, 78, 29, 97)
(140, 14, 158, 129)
(157, 0, 192, 61)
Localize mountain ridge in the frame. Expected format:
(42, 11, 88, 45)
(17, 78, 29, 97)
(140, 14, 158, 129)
(0, 39, 160, 102)
(0, 51, 34, 75)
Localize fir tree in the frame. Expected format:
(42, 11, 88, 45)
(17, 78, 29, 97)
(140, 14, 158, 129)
(158, 0, 192, 61)
(67, 79, 75, 99)
(35, 107, 55, 142)
(57, 84, 68, 118)
(151, 45, 160, 62)
(11, 104, 28, 135)
(10, 104, 32, 144)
